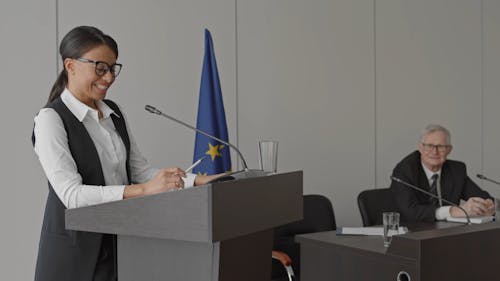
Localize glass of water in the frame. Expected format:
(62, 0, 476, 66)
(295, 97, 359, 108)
(258, 140, 278, 174)
(383, 212, 400, 247)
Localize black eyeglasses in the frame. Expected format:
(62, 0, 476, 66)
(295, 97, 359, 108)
(420, 142, 451, 153)
(76, 58, 122, 77)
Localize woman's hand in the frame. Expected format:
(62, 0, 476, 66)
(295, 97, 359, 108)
(123, 167, 186, 198)
(144, 168, 186, 194)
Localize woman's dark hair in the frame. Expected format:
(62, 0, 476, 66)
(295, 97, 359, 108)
(47, 26, 119, 105)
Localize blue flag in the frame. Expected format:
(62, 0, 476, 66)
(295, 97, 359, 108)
(193, 29, 231, 175)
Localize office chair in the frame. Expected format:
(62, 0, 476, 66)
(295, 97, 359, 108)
(357, 188, 399, 226)
(272, 250, 294, 281)
(271, 194, 336, 281)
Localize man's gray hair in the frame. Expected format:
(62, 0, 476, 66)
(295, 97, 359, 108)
(420, 124, 451, 144)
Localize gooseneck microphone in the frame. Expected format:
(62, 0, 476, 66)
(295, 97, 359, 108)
(477, 174, 500, 186)
(145, 104, 249, 171)
(390, 176, 471, 225)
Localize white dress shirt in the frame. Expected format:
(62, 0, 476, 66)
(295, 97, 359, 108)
(421, 163, 451, 220)
(34, 89, 195, 209)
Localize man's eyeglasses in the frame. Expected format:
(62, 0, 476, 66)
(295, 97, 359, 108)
(420, 142, 451, 153)
(76, 58, 122, 77)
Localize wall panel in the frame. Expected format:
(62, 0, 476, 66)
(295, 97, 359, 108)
(483, 0, 500, 197)
(0, 1, 56, 280)
(376, 1, 483, 189)
(237, 0, 375, 226)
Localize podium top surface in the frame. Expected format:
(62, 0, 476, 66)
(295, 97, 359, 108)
(65, 171, 303, 242)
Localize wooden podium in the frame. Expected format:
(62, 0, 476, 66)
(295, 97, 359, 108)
(65, 171, 303, 281)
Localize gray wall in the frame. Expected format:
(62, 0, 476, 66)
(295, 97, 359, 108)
(2, 0, 500, 279)
(1, 1, 56, 278)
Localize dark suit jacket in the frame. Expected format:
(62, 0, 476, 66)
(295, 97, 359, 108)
(390, 150, 491, 222)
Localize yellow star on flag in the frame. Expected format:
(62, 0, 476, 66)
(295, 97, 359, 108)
(205, 143, 224, 161)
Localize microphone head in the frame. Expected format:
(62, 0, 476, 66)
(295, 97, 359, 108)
(477, 174, 485, 180)
(145, 105, 162, 115)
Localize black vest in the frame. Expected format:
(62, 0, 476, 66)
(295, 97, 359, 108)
(33, 98, 131, 281)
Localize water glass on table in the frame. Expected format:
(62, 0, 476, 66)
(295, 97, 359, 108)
(383, 212, 400, 247)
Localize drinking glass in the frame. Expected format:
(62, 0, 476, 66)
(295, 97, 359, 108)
(383, 212, 400, 247)
(258, 140, 278, 174)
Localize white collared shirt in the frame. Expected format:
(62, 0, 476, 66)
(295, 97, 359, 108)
(34, 89, 195, 209)
(420, 162, 451, 220)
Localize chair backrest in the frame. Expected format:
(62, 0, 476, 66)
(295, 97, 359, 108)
(274, 194, 336, 238)
(272, 194, 336, 281)
(357, 188, 399, 226)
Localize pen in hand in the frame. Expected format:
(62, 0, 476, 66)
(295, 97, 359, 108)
(185, 156, 207, 173)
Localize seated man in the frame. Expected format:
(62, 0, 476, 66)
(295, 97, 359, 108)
(390, 124, 494, 222)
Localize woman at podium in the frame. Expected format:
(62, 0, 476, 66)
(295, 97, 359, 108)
(31, 26, 217, 281)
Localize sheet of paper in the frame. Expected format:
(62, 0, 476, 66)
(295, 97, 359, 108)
(446, 216, 495, 224)
(337, 226, 408, 236)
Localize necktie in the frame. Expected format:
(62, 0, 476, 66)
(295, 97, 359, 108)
(429, 174, 440, 206)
